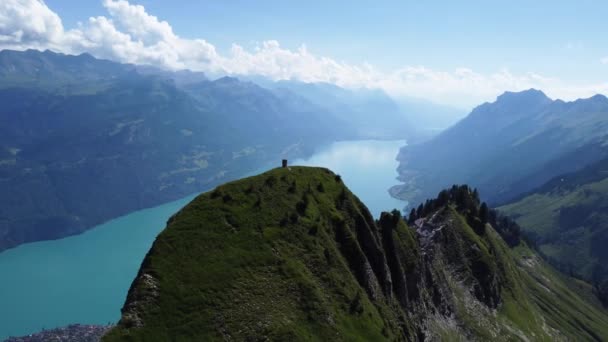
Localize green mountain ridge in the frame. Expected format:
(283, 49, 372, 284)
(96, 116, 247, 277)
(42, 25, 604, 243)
(500, 156, 608, 305)
(104, 167, 608, 341)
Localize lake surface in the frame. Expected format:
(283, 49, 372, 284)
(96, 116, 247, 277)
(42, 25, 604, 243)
(292, 139, 407, 217)
(0, 139, 406, 340)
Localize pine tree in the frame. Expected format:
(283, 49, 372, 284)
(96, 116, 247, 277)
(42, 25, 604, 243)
(408, 208, 417, 224)
(437, 190, 449, 206)
(479, 202, 489, 225)
(472, 188, 480, 204)
(391, 209, 402, 225)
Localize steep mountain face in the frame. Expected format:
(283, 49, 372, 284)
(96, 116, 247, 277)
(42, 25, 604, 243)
(391, 89, 608, 207)
(104, 167, 608, 341)
(0, 49, 363, 252)
(500, 157, 608, 304)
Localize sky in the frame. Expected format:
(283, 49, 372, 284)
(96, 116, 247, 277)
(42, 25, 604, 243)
(1, 0, 608, 108)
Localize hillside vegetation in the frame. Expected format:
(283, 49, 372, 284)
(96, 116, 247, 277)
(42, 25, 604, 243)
(501, 157, 608, 305)
(105, 167, 608, 341)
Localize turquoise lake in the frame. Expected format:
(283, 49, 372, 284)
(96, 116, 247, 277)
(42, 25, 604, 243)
(0, 139, 406, 340)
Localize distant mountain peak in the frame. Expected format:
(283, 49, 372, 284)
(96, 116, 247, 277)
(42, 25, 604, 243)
(496, 88, 551, 105)
(569, 93, 608, 111)
(589, 93, 608, 102)
(76, 52, 95, 60)
(214, 76, 241, 84)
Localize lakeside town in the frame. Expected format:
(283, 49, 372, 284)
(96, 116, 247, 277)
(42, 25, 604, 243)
(5, 324, 113, 342)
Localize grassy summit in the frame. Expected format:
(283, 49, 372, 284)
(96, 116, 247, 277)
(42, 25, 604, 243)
(105, 167, 608, 341)
(105, 167, 401, 341)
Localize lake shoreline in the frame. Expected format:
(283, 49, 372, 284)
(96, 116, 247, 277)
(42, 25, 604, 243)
(0, 139, 407, 340)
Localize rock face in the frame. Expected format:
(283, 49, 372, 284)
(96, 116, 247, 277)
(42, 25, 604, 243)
(104, 167, 608, 341)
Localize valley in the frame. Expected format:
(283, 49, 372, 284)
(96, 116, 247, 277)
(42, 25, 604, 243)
(0, 139, 406, 340)
(500, 157, 608, 305)
(0, 50, 419, 253)
(1, 35, 608, 341)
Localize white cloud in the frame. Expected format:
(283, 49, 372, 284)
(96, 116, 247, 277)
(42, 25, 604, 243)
(0, 0, 606, 108)
(0, 0, 65, 50)
(0, 0, 222, 71)
(601, 57, 608, 65)
(102, 0, 172, 44)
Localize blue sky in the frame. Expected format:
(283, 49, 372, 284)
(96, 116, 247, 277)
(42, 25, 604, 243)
(2, 0, 608, 107)
(45, 0, 607, 78)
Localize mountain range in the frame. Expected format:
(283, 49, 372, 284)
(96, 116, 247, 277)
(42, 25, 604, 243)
(0, 49, 421, 252)
(248, 76, 464, 140)
(389, 88, 608, 309)
(391, 89, 608, 207)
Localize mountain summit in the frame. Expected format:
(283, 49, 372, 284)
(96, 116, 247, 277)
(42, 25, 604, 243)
(494, 88, 551, 105)
(104, 167, 608, 341)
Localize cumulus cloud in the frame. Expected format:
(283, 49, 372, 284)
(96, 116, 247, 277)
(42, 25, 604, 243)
(0, 0, 65, 50)
(0, 0, 222, 70)
(0, 0, 606, 108)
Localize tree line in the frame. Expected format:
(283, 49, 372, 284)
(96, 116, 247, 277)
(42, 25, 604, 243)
(407, 184, 521, 247)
